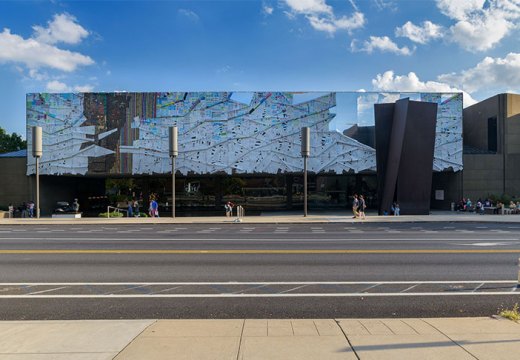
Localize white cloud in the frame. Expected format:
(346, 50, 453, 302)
(284, 0, 364, 35)
(436, 0, 486, 20)
(438, 52, 520, 93)
(73, 84, 94, 92)
(395, 21, 444, 44)
(46, 80, 94, 92)
(285, 0, 332, 15)
(46, 80, 69, 92)
(351, 36, 414, 56)
(0, 28, 94, 72)
(262, 4, 274, 15)
(371, 70, 477, 106)
(372, 0, 397, 11)
(32, 13, 89, 45)
(436, 0, 520, 51)
(28, 69, 48, 81)
(178, 9, 200, 22)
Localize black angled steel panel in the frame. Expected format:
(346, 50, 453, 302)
(374, 98, 438, 215)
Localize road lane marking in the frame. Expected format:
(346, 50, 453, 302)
(400, 284, 419, 293)
(0, 249, 520, 254)
(0, 237, 518, 242)
(0, 281, 513, 286)
(26, 286, 68, 295)
(457, 242, 512, 247)
(360, 283, 381, 292)
(149, 286, 183, 295)
(472, 283, 485, 292)
(278, 285, 308, 294)
(1, 292, 519, 298)
(104, 284, 150, 295)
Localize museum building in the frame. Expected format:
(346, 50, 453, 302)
(1, 91, 516, 217)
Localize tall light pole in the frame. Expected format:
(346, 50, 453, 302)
(301, 127, 310, 217)
(169, 126, 178, 219)
(32, 126, 43, 219)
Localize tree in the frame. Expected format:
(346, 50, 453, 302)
(0, 127, 26, 154)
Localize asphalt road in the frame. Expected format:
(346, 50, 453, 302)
(0, 222, 519, 319)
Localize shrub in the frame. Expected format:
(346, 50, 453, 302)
(499, 303, 520, 322)
(98, 211, 124, 218)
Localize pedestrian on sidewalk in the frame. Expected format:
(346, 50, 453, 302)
(359, 195, 366, 220)
(225, 201, 234, 217)
(8, 204, 13, 218)
(127, 201, 133, 218)
(352, 194, 359, 218)
(133, 199, 139, 217)
(392, 202, 400, 216)
(28, 201, 34, 218)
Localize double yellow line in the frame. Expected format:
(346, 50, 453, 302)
(0, 249, 518, 254)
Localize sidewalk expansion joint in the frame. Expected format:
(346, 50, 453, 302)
(335, 319, 361, 360)
(113, 320, 157, 360)
(236, 319, 246, 360)
(421, 319, 479, 360)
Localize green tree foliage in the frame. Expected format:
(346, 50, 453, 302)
(0, 127, 26, 154)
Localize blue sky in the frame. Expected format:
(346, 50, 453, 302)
(1, 0, 520, 136)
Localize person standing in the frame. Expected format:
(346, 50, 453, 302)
(133, 199, 139, 217)
(225, 201, 234, 217)
(392, 202, 400, 216)
(8, 204, 14, 218)
(352, 194, 359, 218)
(28, 201, 34, 218)
(127, 201, 133, 218)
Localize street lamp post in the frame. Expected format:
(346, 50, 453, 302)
(169, 127, 178, 219)
(32, 126, 43, 219)
(301, 127, 310, 217)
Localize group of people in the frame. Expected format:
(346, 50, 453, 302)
(7, 201, 35, 218)
(126, 199, 141, 217)
(351, 194, 367, 219)
(124, 196, 159, 218)
(456, 197, 520, 214)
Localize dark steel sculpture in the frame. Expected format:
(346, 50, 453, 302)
(375, 98, 438, 215)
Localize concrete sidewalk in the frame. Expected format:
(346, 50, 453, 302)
(2, 211, 520, 225)
(0, 317, 519, 359)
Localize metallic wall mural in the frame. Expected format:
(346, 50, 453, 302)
(26, 92, 462, 176)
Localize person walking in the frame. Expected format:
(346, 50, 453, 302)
(148, 197, 154, 217)
(8, 204, 14, 218)
(359, 195, 366, 220)
(352, 194, 359, 218)
(152, 198, 159, 217)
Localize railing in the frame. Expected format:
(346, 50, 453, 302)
(234, 205, 245, 223)
(106, 206, 129, 218)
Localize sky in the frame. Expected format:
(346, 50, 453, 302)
(1, 0, 520, 137)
